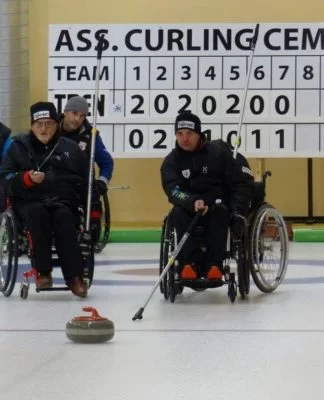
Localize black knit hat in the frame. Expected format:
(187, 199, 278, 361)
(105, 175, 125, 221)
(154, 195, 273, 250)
(30, 102, 58, 124)
(175, 111, 201, 135)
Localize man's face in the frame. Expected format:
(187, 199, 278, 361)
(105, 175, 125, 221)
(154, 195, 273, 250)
(63, 110, 85, 132)
(175, 128, 201, 151)
(31, 119, 57, 144)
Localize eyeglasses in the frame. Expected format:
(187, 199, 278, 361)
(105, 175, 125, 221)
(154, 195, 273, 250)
(33, 120, 57, 129)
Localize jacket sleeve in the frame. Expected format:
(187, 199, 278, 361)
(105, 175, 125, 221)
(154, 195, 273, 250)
(160, 155, 199, 212)
(222, 147, 254, 216)
(94, 135, 114, 182)
(1, 136, 13, 161)
(0, 143, 35, 200)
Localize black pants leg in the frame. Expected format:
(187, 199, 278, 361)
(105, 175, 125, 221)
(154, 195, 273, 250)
(203, 205, 230, 271)
(169, 206, 199, 266)
(17, 202, 52, 273)
(51, 206, 83, 280)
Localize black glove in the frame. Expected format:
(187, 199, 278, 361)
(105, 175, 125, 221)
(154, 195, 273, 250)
(96, 179, 107, 195)
(79, 231, 92, 258)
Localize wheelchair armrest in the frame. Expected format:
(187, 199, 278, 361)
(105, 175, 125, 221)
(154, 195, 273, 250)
(230, 213, 248, 237)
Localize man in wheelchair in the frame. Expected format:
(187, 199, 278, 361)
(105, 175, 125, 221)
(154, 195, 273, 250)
(160, 111, 254, 281)
(58, 95, 114, 242)
(0, 101, 92, 298)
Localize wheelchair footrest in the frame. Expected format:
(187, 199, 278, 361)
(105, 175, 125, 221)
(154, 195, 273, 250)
(36, 286, 70, 293)
(182, 278, 225, 289)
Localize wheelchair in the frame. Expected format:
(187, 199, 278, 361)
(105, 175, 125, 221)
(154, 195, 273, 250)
(94, 191, 110, 253)
(0, 203, 95, 299)
(159, 172, 289, 303)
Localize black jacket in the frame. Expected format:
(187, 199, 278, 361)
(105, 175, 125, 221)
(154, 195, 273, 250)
(0, 131, 88, 210)
(0, 122, 11, 164)
(160, 140, 254, 216)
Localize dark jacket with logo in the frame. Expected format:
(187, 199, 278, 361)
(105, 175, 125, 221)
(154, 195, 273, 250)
(0, 131, 88, 210)
(160, 140, 254, 216)
(58, 115, 114, 182)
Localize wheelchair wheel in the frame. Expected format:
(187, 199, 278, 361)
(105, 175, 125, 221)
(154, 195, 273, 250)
(160, 216, 178, 301)
(159, 216, 167, 294)
(83, 247, 95, 288)
(249, 203, 289, 293)
(236, 237, 250, 299)
(94, 193, 110, 253)
(0, 211, 18, 297)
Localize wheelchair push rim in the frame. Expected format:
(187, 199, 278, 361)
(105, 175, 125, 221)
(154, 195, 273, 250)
(0, 211, 18, 297)
(249, 204, 289, 293)
(94, 192, 110, 253)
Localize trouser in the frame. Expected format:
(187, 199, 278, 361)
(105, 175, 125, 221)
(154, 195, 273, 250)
(169, 205, 230, 271)
(16, 202, 84, 280)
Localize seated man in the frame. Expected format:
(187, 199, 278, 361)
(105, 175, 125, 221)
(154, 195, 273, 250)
(0, 122, 13, 212)
(160, 111, 254, 280)
(0, 102, 90, 298)
(58, 95, 114, 242)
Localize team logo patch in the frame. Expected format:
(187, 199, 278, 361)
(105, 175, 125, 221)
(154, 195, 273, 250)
(182, 169, 191, 178)
(33, 110, 50, 120)
(79, 141, 87, 151)
(177, 120, 195, 130)
(242, 166, 253, 177)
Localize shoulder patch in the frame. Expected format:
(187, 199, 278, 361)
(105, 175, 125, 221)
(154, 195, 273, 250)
(242, 166, 253, 177)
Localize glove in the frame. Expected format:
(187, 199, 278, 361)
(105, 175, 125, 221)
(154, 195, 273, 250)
(96, 179, 108, 195)
(90, 210, 102, 244)
(79, 231, 92, 259)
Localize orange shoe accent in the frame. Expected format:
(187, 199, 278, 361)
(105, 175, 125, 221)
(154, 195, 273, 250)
(181, 264, 197, 280)
(207, 266, 222, 280)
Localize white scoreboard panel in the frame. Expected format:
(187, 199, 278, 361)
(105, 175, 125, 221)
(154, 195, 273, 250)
(48, 23, 324, 158)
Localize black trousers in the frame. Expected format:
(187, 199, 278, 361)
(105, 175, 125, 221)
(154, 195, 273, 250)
(16, 202, 84, 280)
(169, 205, 230, 271)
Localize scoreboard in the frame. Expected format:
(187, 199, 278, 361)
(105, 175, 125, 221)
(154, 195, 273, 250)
(48, 23, 324, 158)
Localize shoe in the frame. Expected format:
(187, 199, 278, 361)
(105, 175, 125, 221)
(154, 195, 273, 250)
(181, 264, 197, 280)
(207, 265, 222, 280)
(38, 272, 53, 289)
(67, 276, 88, 298)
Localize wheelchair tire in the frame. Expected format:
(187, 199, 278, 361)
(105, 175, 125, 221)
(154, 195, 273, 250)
(0, 211, 18, 297)
(159, 217, 168, 294)
(160, 215, 178, 301)
(83, 247, 95, 288)
(248, 203, 289, 293)
(94, 193, 110, 254)
(236, 231, 250, 299)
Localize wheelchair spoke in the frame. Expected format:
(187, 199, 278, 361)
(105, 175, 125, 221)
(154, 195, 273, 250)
(249, 204, 288, 293)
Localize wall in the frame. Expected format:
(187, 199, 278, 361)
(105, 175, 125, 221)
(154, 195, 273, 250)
(29, 0, 324, 226)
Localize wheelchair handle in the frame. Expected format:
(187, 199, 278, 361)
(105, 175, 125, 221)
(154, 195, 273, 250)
(109, 185, 130, 191)
(262, 170, 272, 185)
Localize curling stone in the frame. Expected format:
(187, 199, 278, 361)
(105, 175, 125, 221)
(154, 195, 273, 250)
(66, 307, 114, 343)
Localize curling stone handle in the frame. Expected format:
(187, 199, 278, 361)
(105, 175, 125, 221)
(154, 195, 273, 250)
(82, 307, 102, 320)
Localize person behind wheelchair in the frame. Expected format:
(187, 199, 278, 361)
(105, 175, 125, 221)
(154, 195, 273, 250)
(160, 111, 254, 281)
(0, 101, 92, 298)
